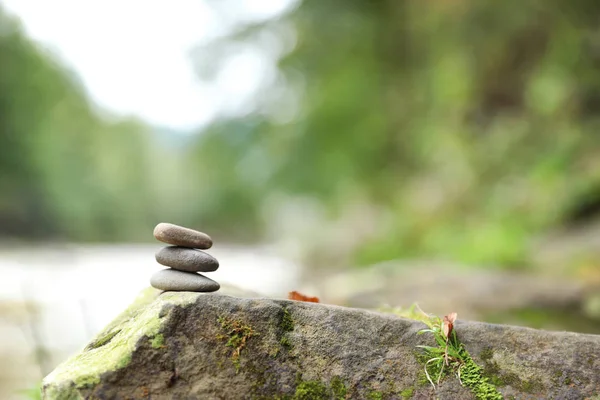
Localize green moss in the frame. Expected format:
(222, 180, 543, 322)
(518, 377, 543, 393)
(487, 374, 504, 387)
(232, 358, 241, 372)
(287, 376, 347, 400)
(330, 376, 347, 400)
(499, 372, 520, 387)
(281, 307, 295, 332)
(42, 289, 197, 397)
(275, 306, 295, 354)
(269, 347, 280, 358)
(73, 374, 100, 390)
(479, 350, 545, 393)
(415, 350, 451, 387)
(479, 347, 494, 362)
(256, 395, 292, 400)
(367, 390, 383, 400)
(280, 336, 292, 348)
(150, 333, 165, 349)
(115, 354, 132, 369)
(400, 387, 414, 399)
(553, 370, 563, 379)
(293, 381, 328, 400)
(480, 354, 502, 386)
(457, 349, 503, 400)
(217, 315, 258, 372)
(85, 329, 121, 350)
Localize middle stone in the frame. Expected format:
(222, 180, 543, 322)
(155, 246, 219, 272)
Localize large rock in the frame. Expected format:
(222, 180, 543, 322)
(43, 287, 600, 399)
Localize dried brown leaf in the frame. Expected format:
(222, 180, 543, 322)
(288, 291, 320, 303)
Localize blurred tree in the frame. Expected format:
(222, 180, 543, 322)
(190, 0, 600, 267)
(0, 7, 156, 241)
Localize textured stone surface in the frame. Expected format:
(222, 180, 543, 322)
(43, 289, 600, 400)
(155, 246, 219, 272)
(150, 269, 219, 292)
(153, 222, 212, 249)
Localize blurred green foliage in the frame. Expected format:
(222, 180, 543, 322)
(0, 7, 156, 241)
(2, 2, 600, 269)
(191, 0, 600, 267)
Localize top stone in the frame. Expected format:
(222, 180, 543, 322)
(153, 223, 213, 249)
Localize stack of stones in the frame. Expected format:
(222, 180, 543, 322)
(150, 223, 220, 293)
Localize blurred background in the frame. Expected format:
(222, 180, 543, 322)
(2, 0, 600, 398)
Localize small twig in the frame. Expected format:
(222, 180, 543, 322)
(424, 357, 441, 389)
(437, 359, 445, 386)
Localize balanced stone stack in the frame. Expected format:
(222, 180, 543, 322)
(150, 223, 220, 292)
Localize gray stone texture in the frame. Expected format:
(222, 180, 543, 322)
(153, 222, 212, 249)
(155, 246, 219, 272)
(150, 269, 219, 292)
(43, 289, 600, 399)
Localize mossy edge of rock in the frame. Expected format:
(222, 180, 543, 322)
(42, 288, 198, 399)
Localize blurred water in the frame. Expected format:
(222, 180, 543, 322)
(0, 243, 300, 399)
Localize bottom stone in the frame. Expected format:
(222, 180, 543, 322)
(150, 269, 220, 292)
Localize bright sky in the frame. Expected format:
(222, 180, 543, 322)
(1, 0, 292, 130)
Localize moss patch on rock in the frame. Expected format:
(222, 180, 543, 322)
(477, 346, 546, 393)
(329, 376, 347, 400)
(366, 390, 383, 400)
(149, 333, 165, 349)
(85, 329, 121, 350)
(458, 350, 503, 400)
(293, 381, 328, 399)
(279, 307, 295, 350)
(290, 376, 347, 400)
(217, 315, 258, 371)
(399, 387, 414, 398)
(42, 289, 195, 399)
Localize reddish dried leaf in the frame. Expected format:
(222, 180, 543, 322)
(442, 312, 457, 338)
(446, 312, 457, 324)
(288, 291, 320, 303)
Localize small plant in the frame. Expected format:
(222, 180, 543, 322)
(217, 316, 257, 371)
(417, 311, 458, 388)
(416, 310, 502, 400)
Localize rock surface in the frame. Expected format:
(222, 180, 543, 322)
(43, 287, 600, 400)
(150, 269, 220, 292)
(153, 222, 213, 249)
(155, 246, 219, 272)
